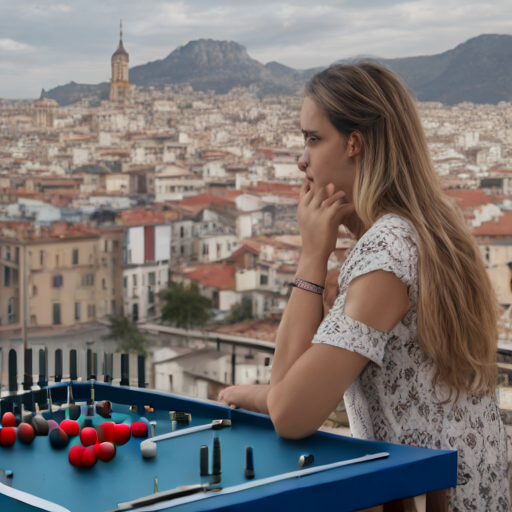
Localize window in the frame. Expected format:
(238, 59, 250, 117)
(4, 267, 11, 287)
(102, 278, 106, 290)
(148, 272, 156, 285)
(148, 288, 155, 304)
(171, 246, 176, 254)
(202, 244, 209, 256)
(88, 304, 96, 318)
(180, 226, 185, 238)
(53, 275, 63, 288)
(104, 240, 108, 252)
(111, 300, 116, 315)
(72, 249, 79, 265)
(7, 297, 14, 324)
(132, 303, 139, 322)
(53, 303, 61, 325)
(260, 274, 268, 285)
(123, 277, 127, 288)
(14, 247, 19, 263)
(132, 275, 137, 287)
(180, 245, 185, 255)
(82, 274, 94, 286)
(75, 302, 81, 320)
(12, 269, 18, 286)
(5, 246, 10, 261)
(40, 250, 44, 266)
(28, 251, 32, 267)
(485, 246, 490, 263)
(113, 240, 119, 249)
(32, 285, 37, 296)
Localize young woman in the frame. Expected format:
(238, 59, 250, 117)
(218, 62, 511, 511)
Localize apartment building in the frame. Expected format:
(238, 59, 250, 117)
(0, 224, 124, 329)
(122, 223, 172, 322)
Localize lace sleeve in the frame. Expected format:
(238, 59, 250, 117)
(311, 216, 418, 366)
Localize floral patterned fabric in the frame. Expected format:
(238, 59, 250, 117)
(312, 213, 511, 511)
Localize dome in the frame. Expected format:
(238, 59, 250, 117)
(112, 40, 129, 61)
(34, 89, 59, 108)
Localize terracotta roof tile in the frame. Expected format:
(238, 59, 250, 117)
(182, 262, 236, 290)
(471, 211, 512, 236)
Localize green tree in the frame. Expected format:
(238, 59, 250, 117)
(159, 281, 213, 329)
(224, 296, 253, 324)
(102, 316, 148, 356)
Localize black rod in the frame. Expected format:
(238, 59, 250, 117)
(23, 348, 32, 390)
(137, 355, 145, 388)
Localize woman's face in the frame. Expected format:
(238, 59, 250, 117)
(298, 96, 361, 208)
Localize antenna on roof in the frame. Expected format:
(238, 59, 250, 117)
(120, 20, 123, 42)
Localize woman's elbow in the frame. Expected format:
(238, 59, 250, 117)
(269, 407, 316, 440)
(267, 386, 317, 439)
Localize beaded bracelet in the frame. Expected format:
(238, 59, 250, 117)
(288, 277, 324, 295)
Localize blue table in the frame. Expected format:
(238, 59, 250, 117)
(0, 383, 457, 512)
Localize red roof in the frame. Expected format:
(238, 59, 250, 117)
(118, 209, 180, 226)
(182, 262, 236, 290)
(251, 182, 302, 194)
(471, 211, 512, 236)
(445, 190, 493, 209)
(178, 193, 233, 207)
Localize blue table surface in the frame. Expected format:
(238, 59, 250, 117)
(0, 384, 458, 512)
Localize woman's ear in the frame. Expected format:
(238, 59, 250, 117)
(348, 132, 362, 157)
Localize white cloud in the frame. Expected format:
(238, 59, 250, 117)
(2, 0, 512, 98)
(0, 38, 33, 52)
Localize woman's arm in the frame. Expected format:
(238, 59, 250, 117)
(218, 262, 340, 414)
(270, 254, 328, 386)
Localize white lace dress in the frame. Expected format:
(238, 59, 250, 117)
(312, 213, 511, 511)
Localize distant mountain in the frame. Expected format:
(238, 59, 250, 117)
(46, 34, 512, 106)
(46, 82, 110, 106)
(129, 39, 312, 95)
(344, 34, 512, 105)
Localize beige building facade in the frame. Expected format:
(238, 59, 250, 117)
(0, 228, 124, 330)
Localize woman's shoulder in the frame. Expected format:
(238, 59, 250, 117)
(368, 213, 419, 244)
(345, 213, 419, 286)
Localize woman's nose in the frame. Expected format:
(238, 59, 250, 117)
(297, 153, 308, 173)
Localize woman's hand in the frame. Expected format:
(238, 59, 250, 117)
(218, 384, 242, 409)
(218, 384, 270, 414)
(297, 179, 355, 262)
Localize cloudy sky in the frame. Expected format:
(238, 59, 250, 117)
(1, 0, 511, 99)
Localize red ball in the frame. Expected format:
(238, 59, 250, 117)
(18, 423, 35, 445)
(0, 427, 16, 447)
(93, 442, 116, 462)
(69, 445, 86, 467)
(131, 421, 148, 438)
(60, 420, 80, 437)
(80, 427, 98, 446)
(113, 423, 131, 446)
(98, 422, 114, 444)
(2, 413, 16, 428)
(82, 448, 97, 468)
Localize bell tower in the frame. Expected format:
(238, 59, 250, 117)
(110, 20, 130, 102)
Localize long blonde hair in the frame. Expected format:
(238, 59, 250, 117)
(306, 62, 498, 399)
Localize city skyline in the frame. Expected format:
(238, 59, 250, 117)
(2, 0, 512, 99)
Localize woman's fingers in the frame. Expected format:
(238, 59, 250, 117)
(299, 178, 312, 203)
